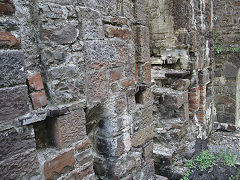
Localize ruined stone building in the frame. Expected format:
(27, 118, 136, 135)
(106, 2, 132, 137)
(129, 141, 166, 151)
(0, 0, 239, 179)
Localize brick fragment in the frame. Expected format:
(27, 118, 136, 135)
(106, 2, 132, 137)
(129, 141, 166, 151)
(0, 0, 15, 15)
(0, 31, 20, 48)
(30, 91, 48, 109)
(28, 72, 44, 91)
(104, 25, 131, 40)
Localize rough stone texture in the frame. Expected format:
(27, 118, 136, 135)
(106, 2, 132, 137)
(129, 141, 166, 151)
(213, 0, 240, 125)
(0, 85, 29, 131)
(147, 0, 215, 178)
(47, 109, 86, 148)
(0, 0, 229, 179)
(44, 149, 75, 180)
(0, 127, 39, 179)
(0, 31, 20, 48)
(0, 50, 26, 87)
(132, 125, 154, 147)
(0, 0, 15, 15)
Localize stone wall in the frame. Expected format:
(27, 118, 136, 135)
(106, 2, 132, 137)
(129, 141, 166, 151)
(147, 0, 216, 178)
(0, 0, 154, 179)
(213, 0, 240, 126)
(1, 0, 239, 179)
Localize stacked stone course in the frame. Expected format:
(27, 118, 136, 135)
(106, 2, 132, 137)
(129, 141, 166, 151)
(1, 0, 240, 179)
(0, 0, 155, 179)
(147, 0, 216, 178)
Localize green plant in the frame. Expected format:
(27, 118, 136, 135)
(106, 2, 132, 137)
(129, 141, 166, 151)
(229, 174, 239, 180)
(181, 149, 216, 180)
(181, 148, 240, 180)
(213, 31, 239, 54)
(216, 148, 237, 167)
(195, 149, 216, 171)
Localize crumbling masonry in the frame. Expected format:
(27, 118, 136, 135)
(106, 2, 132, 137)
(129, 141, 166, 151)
(0, 0, 239, 179)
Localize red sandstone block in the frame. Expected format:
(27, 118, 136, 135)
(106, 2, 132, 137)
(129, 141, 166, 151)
(143, 142, 153, 163)
(44, 149, 75, 180)
(30, 91, 48, 109)
(104, 25, 131, 40)
(142, 62, 151, 85)
(87, 71, 108, 103)
(110, 68, 122, 83)
(0, 31, 20, 48)
(50, 110, 86, 148)
(122, 79, 135, 88)
(0, 0, 15, 15)
(135, 63, 138, 82)
(28, 72, 44, 91)
(111, 17, 128, 26)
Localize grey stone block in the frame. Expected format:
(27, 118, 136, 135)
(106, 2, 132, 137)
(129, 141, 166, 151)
(0, 85, 29, 131)
(0, 51, 26, 87)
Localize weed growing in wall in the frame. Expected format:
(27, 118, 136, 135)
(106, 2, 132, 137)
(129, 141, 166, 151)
(213, 31, 239, 54)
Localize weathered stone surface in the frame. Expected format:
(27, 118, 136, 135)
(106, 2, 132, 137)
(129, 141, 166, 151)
(96, 132, 131, 157)
(104, 25, 131, 40)
(0, 127, 36, 161)
(0, 149, 39, 180)
(0, 85, 29, 130)
(98, 115, 132, 137)
(41, 47, 68, 66)
(136, 88, 153, 106)
(133, 106, 153, 130)
(153, 144, 173, 166)
(86, 70, 108, 104)
(134, 0, 147, 22)
(132, 125, 153, 147)
(134, 25, 150, 62)
(84, 40, 129, 70)
(153, 87, 188, 109)
(143, 141, 153, 163)
(47, 109, 86, 148)
(155, 175, 169, 180)
(0, 51, 26, 87)
(49, 25, 79, 44)
(44, 149, 75, 180)
(77, 6, 104, 40)
(47, 65, 85, 104)
(172, 79, 190, 90)
(223, 62, 238, 78)
(63, 166, 95, 180)
(109, 152, 141, 179)
(139, 159, 155, 180)
(39, 3, 68, 19)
